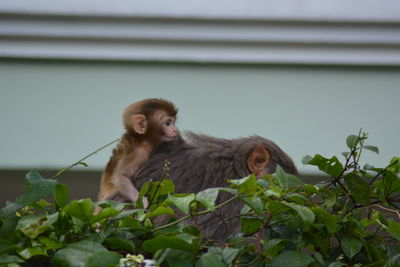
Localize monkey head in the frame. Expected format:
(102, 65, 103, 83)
(122, 98, 179, 145)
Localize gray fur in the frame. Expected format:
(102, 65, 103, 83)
(128, 132, 298, 241)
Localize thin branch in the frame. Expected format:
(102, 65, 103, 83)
(355, 129, 364, 164)
(51, 138, 120, 179)
(148, 159, 171, 207)
(388, 201, 400, 210)
(388, 196, 400, 203)
(370, 204, 400, 221)
(210, 212, 259, 239)
(153, 195, 240, 232)
(368, 159, 400, 186)
(326, 131, 366, 206)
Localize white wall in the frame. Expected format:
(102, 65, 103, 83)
(1, 0, 400, 22)
(0, 61, 399, 173)
(0, 0, 399, 174)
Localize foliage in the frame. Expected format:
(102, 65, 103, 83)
(0, 132, 399, 266)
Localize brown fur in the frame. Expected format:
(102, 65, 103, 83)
(98, 98, 179, 203)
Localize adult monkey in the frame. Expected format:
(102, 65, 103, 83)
(131, 132, 298, 241)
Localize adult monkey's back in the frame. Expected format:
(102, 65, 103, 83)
(133, 132, 298, 241)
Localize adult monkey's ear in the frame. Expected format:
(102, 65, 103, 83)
(247, 146, 270, 177)
(132, 114, 147, 134)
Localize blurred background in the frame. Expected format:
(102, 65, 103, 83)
(0, 0, 399, 205)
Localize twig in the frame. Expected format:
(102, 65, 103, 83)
(370, 204, 400, 221)
(368, 159, 400, 186)
(255, 213, 272, 253)
(355, 129, 364, 164)
(326, 131, 366, 206)
(210, 212, 257, 239)
(148, 159, 171, 207)
(51, 138, 120, 179)
(153, 195, 240, 232)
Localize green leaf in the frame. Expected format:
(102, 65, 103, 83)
(64, 198, 94, 223)
(264, 186, 283, 198)
(340, 236, 362, 259)
(160, 248, 197, 266)
(257, 178, 269, 188)
(388, 157, 400, 174)
(91, 207, 120, 224)
(313, 208, 339, 234)
(17, 212, 59, 239)
(286, 193, 308, 204)
(282, 201, 315, 223)
(144, 179, 175, 209)
(196, 253, 225, 267)
(363, 145, 379, 154)
(96, 200, 131, 212)
(303, 184, 318, 194)
(104, 237, 135, 251)
(388, 220, 400, 241)
(0, 202, 21, 241)
(168, 194, 195, 215)
(87, 251, 122, 267)
(384, 253, 400, 267)
(39, 236, 63, 250)
(222, 247, 240, 265)
(243, 196, 263, 215)
(177, 233, 196, 244)
(18, 246, 47, 259)
(35, 199, 52, 209)
(0, 239, 17, 255)
(319, 188, 337, 208)
(115, 209, 142, 220)
(302, 155, 313, 165)
(346, 135, 359, 149)
(267, 200, 289, 215)
(229, 175, 258, 194)
(78, 162, 89, 167)
(363, 241, 384, 263)
(52, 240, 108, 267)
(363, 164, 379, 171)
(263, 239, 286, 257)
(343, 173, 370, 205)
(274, 166, 304, 189)
(219, 188, 238, 195)
(313, 252, 324, 265)
(0, 255, 24, 264)
(54, 183, 69, 208)
(241, 217, 263, 235)
(145, 207, 174, 218)
(328, 262, 346, 267)
(16, 170, 57, 206)
(271, 250, 315, 267)
(143, 236, 199, 254)
(305, 154, 344, 177)
(196, 188, 219, 211)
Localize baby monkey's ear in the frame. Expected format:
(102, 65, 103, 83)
(132, 114, 147, 134)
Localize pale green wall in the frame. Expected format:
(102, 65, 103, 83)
(0, 60, 399, 173)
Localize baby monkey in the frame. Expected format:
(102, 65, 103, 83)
(98, 98, 179, 206)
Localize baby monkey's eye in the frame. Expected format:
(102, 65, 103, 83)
(165, 119, 174, 126)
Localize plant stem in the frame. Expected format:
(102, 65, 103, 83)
(370, 204, 400, 220)
(368, 159, 400, 185)
(51, 138, 120, 179)
(148, 159, 171, 207)
(153, 195, 240, 232)
(355, 129, 364, 163)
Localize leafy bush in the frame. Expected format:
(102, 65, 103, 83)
(0, 132, 399, 266)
